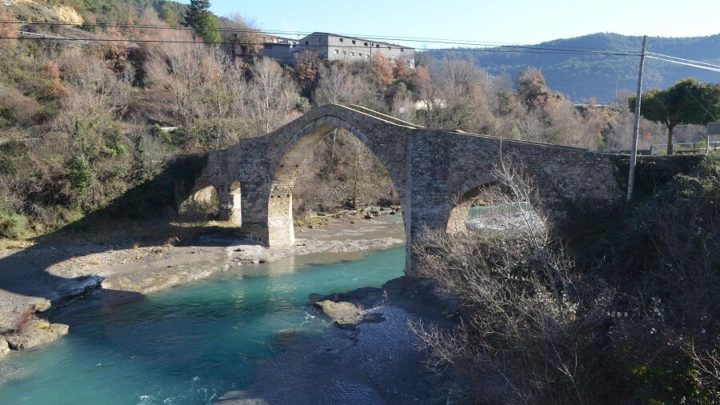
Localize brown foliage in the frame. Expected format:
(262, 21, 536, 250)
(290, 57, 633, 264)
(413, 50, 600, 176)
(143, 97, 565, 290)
(394, 58, 408, 79)
(369, 54, 394, 90)
(410, 65, 431, 99)
(42, 61, 69, 98)
(0, 4, 16, 50)
(295, 51, 319, 88)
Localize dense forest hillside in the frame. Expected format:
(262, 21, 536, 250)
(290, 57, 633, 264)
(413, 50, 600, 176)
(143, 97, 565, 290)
(429, 33, 720, 103)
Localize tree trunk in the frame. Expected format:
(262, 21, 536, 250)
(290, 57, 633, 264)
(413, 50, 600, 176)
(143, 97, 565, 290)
(666, 124, 675, 155)
(330, 129, 337, 165)
(351, 142, 360, 209)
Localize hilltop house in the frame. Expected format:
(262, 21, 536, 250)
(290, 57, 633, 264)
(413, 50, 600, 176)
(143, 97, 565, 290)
(226, 32, 415, 67)
(290, 32, 415, 66)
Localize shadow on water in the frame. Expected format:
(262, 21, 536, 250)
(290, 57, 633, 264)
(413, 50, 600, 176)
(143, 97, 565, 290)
(0, 153, 245, 332)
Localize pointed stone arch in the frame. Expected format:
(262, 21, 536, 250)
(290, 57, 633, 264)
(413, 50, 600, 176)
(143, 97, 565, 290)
(179, 183, 220, 222)
(266, 113, 410, 246)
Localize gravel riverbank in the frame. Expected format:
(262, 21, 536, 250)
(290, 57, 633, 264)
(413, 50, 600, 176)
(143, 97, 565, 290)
(0, 215, 404, 357)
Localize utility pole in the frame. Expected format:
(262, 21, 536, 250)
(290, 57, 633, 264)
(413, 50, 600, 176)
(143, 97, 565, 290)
(627, 35, 648, 202)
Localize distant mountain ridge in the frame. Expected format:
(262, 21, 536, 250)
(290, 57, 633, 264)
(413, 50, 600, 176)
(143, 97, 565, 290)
(428, 33, 720, 103)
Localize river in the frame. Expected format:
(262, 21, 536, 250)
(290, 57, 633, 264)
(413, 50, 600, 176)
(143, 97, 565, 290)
(0, 247, 405, 404)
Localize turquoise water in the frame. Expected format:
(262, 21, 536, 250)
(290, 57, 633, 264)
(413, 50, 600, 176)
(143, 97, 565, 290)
(0, 247, 405, 405)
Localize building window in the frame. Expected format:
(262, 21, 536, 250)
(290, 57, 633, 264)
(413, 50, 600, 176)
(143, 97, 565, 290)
(339, 38, 344, 42)
(352, 40, 356, 44)
(334, 49, 339, 54)
(388, 46, 392, 50)
(401, 48, 405, 52)
(305, 40, 308, 45)
(351, 52, 354, 56)
(364, 42, 368, 46)
(376, 44, 380, 48)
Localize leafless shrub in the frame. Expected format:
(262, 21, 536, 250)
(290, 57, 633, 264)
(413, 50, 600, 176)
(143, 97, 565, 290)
(314, 63, 374, 107)
(686, 338, 720, 399)
(412, 162, 617, 404)
(246, 57, 299, 135)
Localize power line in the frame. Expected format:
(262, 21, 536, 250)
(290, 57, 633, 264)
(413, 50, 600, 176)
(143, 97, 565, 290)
(0, 35, 642, 57)
(0, 19, 641, 55)
(646, 55, 720, 73)
(647, 52, 720, 69)
(432, 46, 637, 57)
(680, 85, 720, 122)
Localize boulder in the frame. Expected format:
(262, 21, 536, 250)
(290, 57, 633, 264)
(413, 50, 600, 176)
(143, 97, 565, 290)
(5, 320, 69, 351)
(0, 336, 10, 359)
(314, 300, 365, 326)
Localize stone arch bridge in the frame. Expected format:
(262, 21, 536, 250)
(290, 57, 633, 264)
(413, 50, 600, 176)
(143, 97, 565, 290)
(191, 104, 622, 273)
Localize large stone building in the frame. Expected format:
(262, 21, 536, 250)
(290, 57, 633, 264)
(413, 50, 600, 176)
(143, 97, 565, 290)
(225, 31, 415, 67)
(290, 32, 415, 66)
(225, 33, 299, 65)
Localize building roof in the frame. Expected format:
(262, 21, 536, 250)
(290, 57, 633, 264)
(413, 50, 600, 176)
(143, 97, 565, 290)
(302, 32, 414, 50)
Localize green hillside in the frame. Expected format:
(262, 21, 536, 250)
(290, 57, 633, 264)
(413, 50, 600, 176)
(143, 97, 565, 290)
(429, 33, 720, 103)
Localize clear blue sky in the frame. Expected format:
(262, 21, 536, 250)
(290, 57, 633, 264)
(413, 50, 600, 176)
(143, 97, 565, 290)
(179, 0, 720, 47)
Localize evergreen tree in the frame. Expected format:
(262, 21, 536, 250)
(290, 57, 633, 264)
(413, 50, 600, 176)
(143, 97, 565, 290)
(159, 3, 179, 27)
(184, 0, 221, 44)
(630, 79, 720, 154)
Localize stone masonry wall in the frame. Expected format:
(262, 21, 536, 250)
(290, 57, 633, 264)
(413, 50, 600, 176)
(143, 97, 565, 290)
(196, 104, 623, 274)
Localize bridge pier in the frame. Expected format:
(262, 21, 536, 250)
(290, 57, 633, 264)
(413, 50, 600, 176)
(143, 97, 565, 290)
(267, 187, 295, 246)
(217, 181, 242, 226)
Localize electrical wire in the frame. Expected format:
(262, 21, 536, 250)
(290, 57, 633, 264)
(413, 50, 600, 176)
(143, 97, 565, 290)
(647, 52, 720, 69)
(0, 35, 641, 57)
(0, 19, 641, 55)
(646, 55, 720, 73)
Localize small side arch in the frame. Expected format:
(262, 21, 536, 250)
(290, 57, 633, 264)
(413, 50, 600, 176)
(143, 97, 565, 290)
(446, 182, 501, 234)
(179, 183, 220, 222)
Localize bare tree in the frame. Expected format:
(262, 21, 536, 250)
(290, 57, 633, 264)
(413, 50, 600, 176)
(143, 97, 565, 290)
(421, 59, 494, 133)
(247, 57, 299, 134)
(411, 162, 617, 404)
(314, 63, 372, 106)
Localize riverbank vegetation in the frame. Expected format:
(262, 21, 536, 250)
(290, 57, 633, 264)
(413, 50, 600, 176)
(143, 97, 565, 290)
(413, 155, 720, 404)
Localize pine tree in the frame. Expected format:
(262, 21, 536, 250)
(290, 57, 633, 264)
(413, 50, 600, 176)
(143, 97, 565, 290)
(184, 0, 221, 44)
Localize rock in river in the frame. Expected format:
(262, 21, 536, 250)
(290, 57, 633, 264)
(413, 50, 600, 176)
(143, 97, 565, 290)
(5, 320, 69, 351)
(314, 300, 365, 326)
(0, 336, 9, 359)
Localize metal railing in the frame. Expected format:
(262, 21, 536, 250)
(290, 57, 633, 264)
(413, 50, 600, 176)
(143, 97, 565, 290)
(649, 141, 720, 155)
